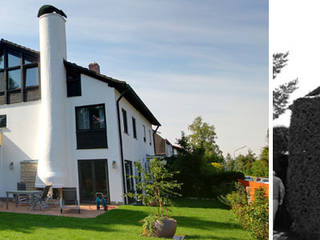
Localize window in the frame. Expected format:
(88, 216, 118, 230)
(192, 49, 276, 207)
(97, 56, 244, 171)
(75, 104, 107, 149)
(0, 44, 40, 104)
(0, 51, 4, 70)
(149, 129, 152, 146)
(8, 53, 21, 68)
(8, 69, 21, 90)
(132, 117, 137, 139)
(122, 109, 128, 134)
(143, 125, 146, 142)
(66, 67, 81, 97)
(0, 115, 6, 128)
(0, 72, 4, 91)
(25, 67, 39, 87)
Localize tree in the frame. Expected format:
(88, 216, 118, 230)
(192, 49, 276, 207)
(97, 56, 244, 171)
(273, 52, 288, 79)
(224, 153, 235, 171)
(273, 52, 298, 119)
(233, 150, 257, 176)
(168, 117, 242, 198)
(125, 158, 182, 217)
(185, 116, 223, 163)
(251, 146, 268, 177)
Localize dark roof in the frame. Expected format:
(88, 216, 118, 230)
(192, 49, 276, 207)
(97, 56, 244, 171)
(64, 60, 161, 126)
(0, 39, 40, 56)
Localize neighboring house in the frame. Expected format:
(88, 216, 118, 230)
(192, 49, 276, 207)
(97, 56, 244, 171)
(154, 133, 175, 158)
(0, 5, 160, 204)
(172, 144, 183, 156)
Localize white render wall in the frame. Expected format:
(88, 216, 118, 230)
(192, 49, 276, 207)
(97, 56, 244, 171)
(36, 12, 69, 188)
(0, 101, 41, 197)
(0, 73, 157, 203)
(165, 142, 173, 157)
(66, 74, 124, 203)
(117, 91, 155, 166)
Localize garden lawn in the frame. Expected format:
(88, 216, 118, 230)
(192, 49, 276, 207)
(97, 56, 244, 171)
(0, 199, 250, 240)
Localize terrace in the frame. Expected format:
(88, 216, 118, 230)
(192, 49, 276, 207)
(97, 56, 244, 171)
(0, 200, 118, 218)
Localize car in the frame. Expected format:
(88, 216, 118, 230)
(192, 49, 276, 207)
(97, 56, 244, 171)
(244, 176, 253, 181)
(256, 177, 268, 183)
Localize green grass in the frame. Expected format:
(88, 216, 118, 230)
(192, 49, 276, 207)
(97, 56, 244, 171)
(0, 199, 250, 240)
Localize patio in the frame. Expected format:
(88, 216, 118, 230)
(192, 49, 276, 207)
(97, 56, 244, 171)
(0, 200, 118, 218)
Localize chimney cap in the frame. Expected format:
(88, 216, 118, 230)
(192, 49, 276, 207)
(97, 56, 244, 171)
(37, 5, 67, 18)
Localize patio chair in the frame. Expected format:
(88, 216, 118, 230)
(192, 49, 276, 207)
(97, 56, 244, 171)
(15, 182, 29, 205)
(31, 185, 52, 210)
(60, 188, 80, 214)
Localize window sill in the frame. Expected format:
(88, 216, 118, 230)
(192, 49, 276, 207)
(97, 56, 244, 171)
(76, 147, 108, 150)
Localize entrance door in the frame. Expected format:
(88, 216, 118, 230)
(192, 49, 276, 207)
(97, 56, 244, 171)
(78, 159, 110, 203)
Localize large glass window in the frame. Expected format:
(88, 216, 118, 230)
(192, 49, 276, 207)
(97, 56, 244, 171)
(8, 69, 21, 90)
(76, 104, 107, 149)
(0, 44, 40, 104)
(25, 67, 39, 87)
(8, 53, 21, 68)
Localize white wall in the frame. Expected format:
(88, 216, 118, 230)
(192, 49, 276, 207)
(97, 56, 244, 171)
(165, 142, 173, 157)
(0, 73, 157, 204)
(67, 74, 124, 203)
(37, 12, 69, 188)
(116, 91, 155, 193)
(0, 101, 41, 197)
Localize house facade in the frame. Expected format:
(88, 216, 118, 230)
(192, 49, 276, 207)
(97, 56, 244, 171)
(0, 5, 160, 204)
(154, 133, 175, 157)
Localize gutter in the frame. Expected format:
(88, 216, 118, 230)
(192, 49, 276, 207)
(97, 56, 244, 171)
(116, 88, 129, 204)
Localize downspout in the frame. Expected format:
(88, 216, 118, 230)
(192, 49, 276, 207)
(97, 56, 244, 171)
(116, 88, 129, 204)
(153, 125, 160, 155)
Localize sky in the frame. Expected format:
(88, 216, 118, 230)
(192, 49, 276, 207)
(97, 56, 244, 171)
(271, 1, 320, 127)
(0, 0, 268, 157)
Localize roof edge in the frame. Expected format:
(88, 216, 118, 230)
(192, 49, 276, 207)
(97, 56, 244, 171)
(64, 60, 161, 126)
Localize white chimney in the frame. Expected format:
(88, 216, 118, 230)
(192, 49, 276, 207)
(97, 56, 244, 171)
(36, 5, 70, 188)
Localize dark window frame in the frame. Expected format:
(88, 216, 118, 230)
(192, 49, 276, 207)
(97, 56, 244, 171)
(0, 115, 7, 128)
(66, 67, 81, 97)
(122, 108, 128, 134)
(149, 128, 152, 146)
(143, 125, 146, 142)
(75, 103, 108, 149)
(132, 117, 137, 139)
(0, 44, 40, 104)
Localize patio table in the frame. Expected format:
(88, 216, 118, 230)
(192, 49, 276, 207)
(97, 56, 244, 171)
(6, 190, 42, 209)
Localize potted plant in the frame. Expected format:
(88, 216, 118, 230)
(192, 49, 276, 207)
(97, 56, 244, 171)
(125, 158, 182, 238)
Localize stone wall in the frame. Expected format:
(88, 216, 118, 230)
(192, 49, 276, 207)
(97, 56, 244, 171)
(20, 160, 38, 190)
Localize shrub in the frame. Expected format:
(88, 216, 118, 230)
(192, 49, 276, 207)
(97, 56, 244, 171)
(226, 184, 268, 240)
(141, 215, 164, 237)
(167, 153, 244, 198)
(287, 97, 320, 238)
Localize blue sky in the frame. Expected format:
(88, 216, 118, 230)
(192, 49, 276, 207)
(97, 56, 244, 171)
(0, 0, 268, 156)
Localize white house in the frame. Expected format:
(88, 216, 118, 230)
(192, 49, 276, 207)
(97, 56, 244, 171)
(0, 5, 160, 204)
